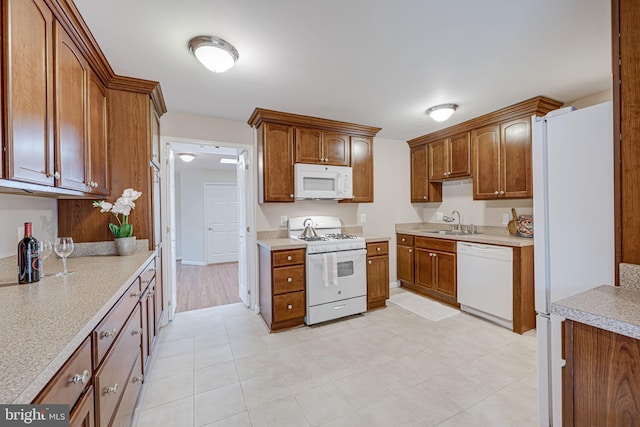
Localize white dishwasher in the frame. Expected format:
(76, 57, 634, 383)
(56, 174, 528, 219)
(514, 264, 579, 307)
(457, 242, 513, 329)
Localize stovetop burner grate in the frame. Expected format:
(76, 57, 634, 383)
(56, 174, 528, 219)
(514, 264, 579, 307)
(324, 233, 358, 240)
(297, 236, 329, 242)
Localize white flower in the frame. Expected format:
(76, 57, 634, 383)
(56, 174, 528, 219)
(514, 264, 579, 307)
(122, 188, 142, 201)
(111, 201, 132, 216)
(93, 201, 113, 213)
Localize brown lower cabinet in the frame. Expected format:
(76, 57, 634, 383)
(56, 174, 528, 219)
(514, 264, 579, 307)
(410, 237, 458, 306)
(366, 241, 389, 309)
(33, 256, 161, 426)
(563, 320, 640, 426)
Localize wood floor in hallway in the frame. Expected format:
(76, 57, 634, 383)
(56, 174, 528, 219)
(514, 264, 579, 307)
(175, 261, 241, 313)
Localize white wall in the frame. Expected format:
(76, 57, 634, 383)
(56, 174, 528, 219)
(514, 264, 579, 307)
(162, 111, 253, 146)
(0, 194, 58, 258)
(568, 89, 612, 109)
(178, 169, 236, 264)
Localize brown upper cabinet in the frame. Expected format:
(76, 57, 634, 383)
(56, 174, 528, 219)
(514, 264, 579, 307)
(248, 108, 381, 203)
(408, 96, 563, 201)
(411, 145, 442, 203)
(295, 128, 350, 166)
(429, 132, 471, 181)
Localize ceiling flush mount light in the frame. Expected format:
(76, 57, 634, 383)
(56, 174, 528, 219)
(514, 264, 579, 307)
(426, 103, 459, 122)
(179, 153, 196, 163)
(220, 158, 238, 164)
(188, 35, 239, 73)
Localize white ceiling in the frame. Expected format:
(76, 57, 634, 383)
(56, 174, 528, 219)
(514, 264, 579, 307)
(74, 0, 611, 141)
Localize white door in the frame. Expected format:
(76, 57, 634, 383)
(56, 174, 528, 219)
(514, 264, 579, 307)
(237, 152, 249, 307)
(205, 183, 238, 264)
(168, 148, 178, 320)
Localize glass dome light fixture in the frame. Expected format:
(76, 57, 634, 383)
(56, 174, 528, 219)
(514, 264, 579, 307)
(188, 35, 239, 73)
(179, 153, 196, 163)
(426, 103, 459, 122)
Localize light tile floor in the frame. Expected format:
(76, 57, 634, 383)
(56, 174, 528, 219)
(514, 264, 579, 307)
(134, 290, 538, 427)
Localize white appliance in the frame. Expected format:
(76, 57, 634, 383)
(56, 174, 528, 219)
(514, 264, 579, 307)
(294, 163, 353, 200)
(457, 242, 513, 329)
(288, 216, 367, 325)
(532, 101, 615, 427)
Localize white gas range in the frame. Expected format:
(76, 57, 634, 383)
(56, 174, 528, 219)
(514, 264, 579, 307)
(288, 216, 367, 325)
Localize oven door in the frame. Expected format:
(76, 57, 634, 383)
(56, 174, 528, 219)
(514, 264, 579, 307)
(306, 249, 367, 306)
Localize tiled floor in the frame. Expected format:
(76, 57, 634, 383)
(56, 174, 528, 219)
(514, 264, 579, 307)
(134, 291, 538, 426)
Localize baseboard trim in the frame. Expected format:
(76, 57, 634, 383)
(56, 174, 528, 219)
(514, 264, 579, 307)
(389, 280, 400, 289)
(180, 260, 206, 266)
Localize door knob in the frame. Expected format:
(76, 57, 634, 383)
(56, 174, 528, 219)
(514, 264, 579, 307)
(208, 227, 213, 230)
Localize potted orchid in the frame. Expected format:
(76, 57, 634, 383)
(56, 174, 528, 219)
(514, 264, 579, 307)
(93, 188, 142, 255)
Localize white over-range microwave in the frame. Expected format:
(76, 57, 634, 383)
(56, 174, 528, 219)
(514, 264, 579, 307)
(294, 163, 353, 200)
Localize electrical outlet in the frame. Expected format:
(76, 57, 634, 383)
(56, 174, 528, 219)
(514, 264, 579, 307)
(280, 216, 288, 226)
(436, 212, 444, 221)
(502, 213, 510, 225)
(360, 213, 367, 223)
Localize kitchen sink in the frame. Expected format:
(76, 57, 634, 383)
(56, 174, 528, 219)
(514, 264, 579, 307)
(423, 230, 482, 236)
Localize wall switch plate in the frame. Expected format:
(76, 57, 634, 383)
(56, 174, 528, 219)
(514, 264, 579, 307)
(280, 216, 288, 226)
(360, 213, 367, 223)
(502, 213, 510, 225)
(436, 212, 444, 221)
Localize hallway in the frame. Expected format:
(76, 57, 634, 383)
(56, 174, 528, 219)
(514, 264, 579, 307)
(176, 262, 241, 313)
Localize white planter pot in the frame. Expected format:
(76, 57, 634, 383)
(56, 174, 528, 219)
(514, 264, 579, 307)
(114, 236, 136, 256)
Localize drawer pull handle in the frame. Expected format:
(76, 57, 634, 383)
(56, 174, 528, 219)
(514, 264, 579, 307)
(287, 256, 292, 261)
(105, 384, 119, 395)
(368, 260, 372, 265)
(101, 328, 117, 339)
(132, 328, 143, 336)
(131, 291, 143, 298)
(70, 370, 90, 385)
(287, 277, 292, 282)
(333, 304, 346, 310)
(133, 375, 144, 383)
(287, 304, 292, 310)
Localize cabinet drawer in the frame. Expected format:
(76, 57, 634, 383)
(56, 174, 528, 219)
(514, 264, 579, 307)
(93, 280, 141, 367)
(273, 265, 305, 294)
(273, 249, 305, 267)
(273, 291, 305, 322)
(415, 236, 456, 253)
(397, 234, 414, 247)
(95, 304, 142, 427)
(367, 241, 389, 257)
(139, 259, 156, 292)
(33, 336, 92, 408)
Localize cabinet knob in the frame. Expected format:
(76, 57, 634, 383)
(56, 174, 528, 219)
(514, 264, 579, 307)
(287, 277, 292, 282)
(131, 328, 143, 336)
(494, 191, 499, 195)
(131, 291, 143, 298)
(499, 190, 505, 195)
(290, 194, 294, 198)
(133, 375, 144, 383)
(287, 256, 292, 261)
(409, 249, 412, 253)
(368, 260, 372, 265)
(70, 369, 90, 385)
(148, 290, 155, 298)
(105, 384, 119, 395)
(376, 247, 381, 251)
(54, 171, 61, 180)
(287, 304, 293, 310)
(423, 196, 427, 199)
(100, 328, 117, 339)
(402, 238, 406, 242)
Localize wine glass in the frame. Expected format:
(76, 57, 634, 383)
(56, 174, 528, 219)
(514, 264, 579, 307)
(38, 239, 52, 277)
(54, 237, 74, 276)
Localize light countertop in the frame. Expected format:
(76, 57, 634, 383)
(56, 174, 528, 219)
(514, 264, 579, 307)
(551, 285, 640, 340)
(0, 252, 155, 403)
(395, 223, 534, 247)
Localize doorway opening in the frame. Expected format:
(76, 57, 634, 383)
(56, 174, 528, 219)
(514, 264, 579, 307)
(162, 138, 255, 319)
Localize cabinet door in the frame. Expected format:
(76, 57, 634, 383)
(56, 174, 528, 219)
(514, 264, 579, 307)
(501, 118, 532, 198)
(414, 249, 435, 289)
(323, 132, 350, 166)
(140, 291, 150, 373)
(434, 251, 456, 297)
(87, 71, 109, 195)
(448, 132, 471, 178)
(428, 139, 447, 181)
(55, 21, 89, 192)
(410, 145, 429, 202)
(397, 245, 414, 284)
(472, 124, 501, 199)
(349, 136, 373, 202)
(69, 386, 94, 427)
(5, 0, 54, 185)
(367, 256, 389, 307)
(261, 123, 294, 202)
(295, 127, 323, 164)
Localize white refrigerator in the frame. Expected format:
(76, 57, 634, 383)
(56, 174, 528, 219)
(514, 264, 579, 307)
(532, 101, 615, 427)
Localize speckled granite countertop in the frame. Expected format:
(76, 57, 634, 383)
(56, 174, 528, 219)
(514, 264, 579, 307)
(256, 238, 307, 251)
(0, 251, 155, 403)
(551, 285, 640, 340)
(395, 223, 534, 247)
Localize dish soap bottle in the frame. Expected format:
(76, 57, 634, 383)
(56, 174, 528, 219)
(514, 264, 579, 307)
(18, 222, 40, 284)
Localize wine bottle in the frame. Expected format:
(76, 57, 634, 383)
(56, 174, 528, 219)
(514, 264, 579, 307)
(18, 222, 40, 284)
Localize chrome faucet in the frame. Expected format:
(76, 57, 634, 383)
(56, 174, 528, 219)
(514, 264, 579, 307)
(451, 210, 462, 231)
